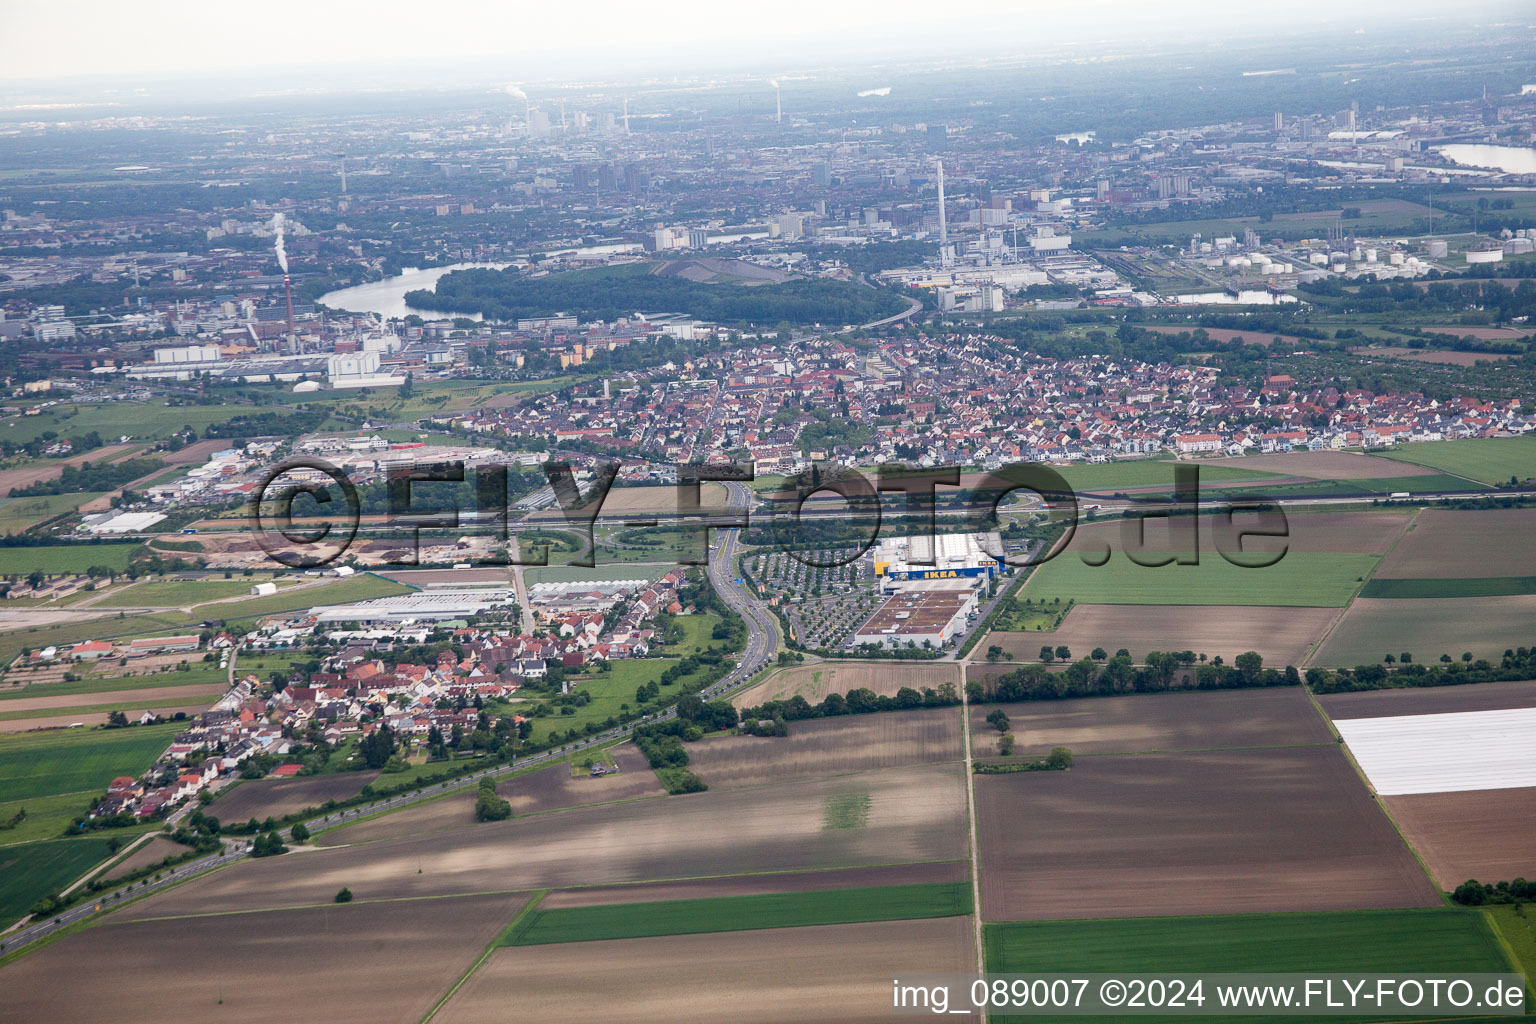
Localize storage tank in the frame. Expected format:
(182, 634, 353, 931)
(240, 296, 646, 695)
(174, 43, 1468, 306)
(1426, 240, 1449, 258)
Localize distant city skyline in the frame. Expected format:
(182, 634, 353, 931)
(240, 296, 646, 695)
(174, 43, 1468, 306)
(1, 0, 1525, 84)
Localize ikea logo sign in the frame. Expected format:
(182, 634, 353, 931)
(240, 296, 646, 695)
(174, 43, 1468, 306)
(922, 570, 961, 579)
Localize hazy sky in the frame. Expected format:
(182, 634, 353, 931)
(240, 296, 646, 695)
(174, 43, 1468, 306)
(0, 0, 1520, 83)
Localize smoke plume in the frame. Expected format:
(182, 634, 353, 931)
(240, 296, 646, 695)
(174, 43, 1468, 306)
(270, 212, 288, 274)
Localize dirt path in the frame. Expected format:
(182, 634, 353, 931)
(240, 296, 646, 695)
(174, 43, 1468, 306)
(959, 673, 984, 977)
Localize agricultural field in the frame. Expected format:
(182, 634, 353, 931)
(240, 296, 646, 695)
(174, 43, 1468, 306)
(97, 836, 190, 884)
(732, 662, 961, 708)
(0, 698, 211, 731)
(1375, 436, 1536, 486)
(968, 687, 1332, 759)
(1374, 508, 1536, 578)
(0, 493, 110, 536)
(0, 893, 526, 1024)
(0, 682, 224, 715)
(89, 577, 303, 609)
(1384, 788, 1536, 890)
(980, 603, 1339, 668)
(0, 544, 142, 575)
(507, 882, 971, 945)
(0, 837, 116, 924)
(1352, 346, 1520, 366)
(1359, 575, 1536, 598)
(1024, 548, 1377, 607)
(1309, 595, 1536, 667)
(1333, 708, 1536, 795)
(0, 401, 253, 450)
(208, 772, 381, 823)
(685, 708, 964, 789)
(973, 745, 1440, 921)
(1316, 679, 1536, 720)
(0, 722, 180, 805)
(436, 917, 975, 1024)
(526, 482, 729, 521)
(315, 747, 664, 846)
(114, 763, 969, 918)
(984, 910, 1515, 1023)
(1198, 450, 1440, 481)
(234, 573, 414, 621)
(0, 445, 143, 495)
(767, 461, 1276, 506)
(1, 661, 228, 698)
(539, 860, 969, 909)
(1016, 512, 1398, 609)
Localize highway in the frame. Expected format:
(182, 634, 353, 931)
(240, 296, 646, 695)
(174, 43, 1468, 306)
(1, 486, 781, 959)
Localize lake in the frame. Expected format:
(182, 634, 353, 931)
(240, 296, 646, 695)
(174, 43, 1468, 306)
(1435, 145, 1536, 176)
(316, 262, 509, 320)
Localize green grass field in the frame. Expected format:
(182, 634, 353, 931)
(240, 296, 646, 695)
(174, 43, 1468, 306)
(1376, 437, 1536, 487)
(228, 573, 415, 622)
(985, 910, 1516, 1023)
(0, 694, 213, 722)
(1360, 575, 1536, 599)
(0, 493, 109, 536)
(0, 401, 250, 449)
(0, 790, 152, 847)
(1054, 461, 1279, 492)
(0, 722, 179, 804)
(0, 838, 116, 924)
(1024, 551, 1379, 607)
(0, 544, 142, 575)
(662, 614, 722, 657)
(1205, 473, 1481, 500)
(90, 579, 294, 608)
(1486, 905, 1536, 1006)
(0, 666, 226, 701)
(507, 882, 972, 945)
(517, 651, 718, 745)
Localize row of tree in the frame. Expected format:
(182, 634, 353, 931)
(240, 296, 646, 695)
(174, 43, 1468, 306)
(1304, 646, 1536, 694)
(739, 681, 962, 726)
(971, 651, 1287, 703)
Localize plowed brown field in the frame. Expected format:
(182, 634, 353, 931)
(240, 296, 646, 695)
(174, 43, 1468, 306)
(967, 687, 1332, 758)
(974, 745, 1440, 921)
(1384, 787, 1536, 890)
(435, 918, 975, 1024)
(0, 893, 525, 1024)
(117, 763, 969, 918)
(688, 707, 964, 789)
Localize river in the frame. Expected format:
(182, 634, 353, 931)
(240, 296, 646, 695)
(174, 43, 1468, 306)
(316, 262, 509, 320)
(1435, 144, 1536, 176)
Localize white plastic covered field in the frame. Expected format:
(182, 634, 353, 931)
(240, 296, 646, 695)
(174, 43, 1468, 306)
(1333, 707, 1536, 795)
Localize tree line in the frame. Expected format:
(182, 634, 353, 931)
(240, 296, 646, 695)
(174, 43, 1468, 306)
(970, 650, 1289, 703)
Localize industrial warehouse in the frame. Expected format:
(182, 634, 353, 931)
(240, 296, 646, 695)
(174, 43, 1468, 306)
(308, 585, 518, 624)
(852, 532, 1003, 650)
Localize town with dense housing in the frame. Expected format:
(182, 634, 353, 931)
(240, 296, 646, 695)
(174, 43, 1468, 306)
(1, 6, 1535, 1022)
